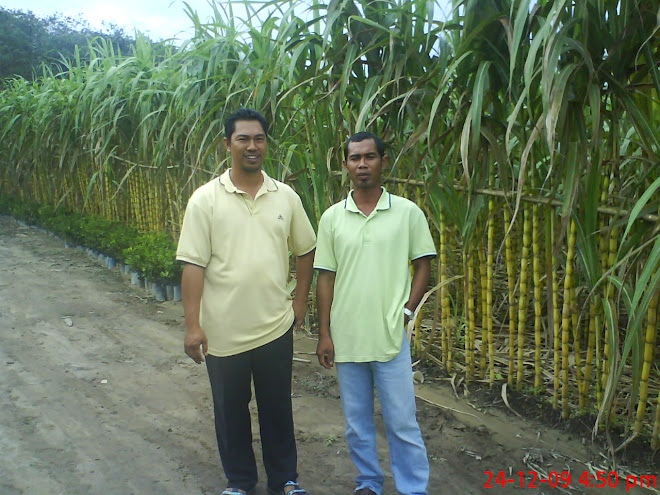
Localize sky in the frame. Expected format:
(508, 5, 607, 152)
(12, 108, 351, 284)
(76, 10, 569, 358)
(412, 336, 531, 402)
(1, 0, 238, 42)
(1, 0, 453, 43)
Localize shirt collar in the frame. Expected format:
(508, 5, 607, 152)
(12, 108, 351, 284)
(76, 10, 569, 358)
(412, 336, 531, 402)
(219, 169, 279, 195)
(344, 187, 391, 213)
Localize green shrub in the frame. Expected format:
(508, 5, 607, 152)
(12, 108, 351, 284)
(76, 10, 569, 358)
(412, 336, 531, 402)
(1, 194, 180, 284)
(122, 231, 180, 284)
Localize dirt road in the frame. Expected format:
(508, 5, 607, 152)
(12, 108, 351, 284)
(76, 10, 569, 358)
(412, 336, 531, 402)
(0, 215, 656, 495)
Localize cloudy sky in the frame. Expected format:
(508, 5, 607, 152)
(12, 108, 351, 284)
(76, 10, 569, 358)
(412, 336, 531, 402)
(1, 0, 453, 43)
(1, 0, 248, 42)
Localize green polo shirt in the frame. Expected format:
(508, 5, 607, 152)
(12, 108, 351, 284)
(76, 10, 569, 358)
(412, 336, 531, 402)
(176, 169, 316, 357)
(314, 188, 436, 362)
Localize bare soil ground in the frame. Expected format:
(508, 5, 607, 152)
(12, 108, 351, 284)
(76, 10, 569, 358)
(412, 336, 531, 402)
(0, 215, 657, 495)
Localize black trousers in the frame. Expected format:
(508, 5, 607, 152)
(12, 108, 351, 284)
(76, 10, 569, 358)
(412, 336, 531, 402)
(206, 326, 297, 492)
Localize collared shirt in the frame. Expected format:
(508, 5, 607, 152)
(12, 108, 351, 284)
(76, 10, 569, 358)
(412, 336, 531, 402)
(176, 169, 316, 357)
(314, 187, 436, 362)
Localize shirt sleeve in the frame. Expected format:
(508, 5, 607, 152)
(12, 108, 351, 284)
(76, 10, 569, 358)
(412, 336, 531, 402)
(409, 205, 437, 260)
(313, 209, 337, 272)
(176, 192, 212, 267)
(287, 192, 317, 256)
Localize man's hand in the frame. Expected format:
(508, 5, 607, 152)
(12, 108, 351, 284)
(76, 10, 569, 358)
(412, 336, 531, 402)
(316, 334, 335, 369)
(181, 263, 206, 363)
(292, 298, 306, 331)
(292, 250, 315, 332)
(184, 325, 208, 364)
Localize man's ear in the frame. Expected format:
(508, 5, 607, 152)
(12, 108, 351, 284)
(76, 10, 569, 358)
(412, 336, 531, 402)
(223, 136, 230, 151)
(382, 154, 390, 169)
(342, 160, 347, 170)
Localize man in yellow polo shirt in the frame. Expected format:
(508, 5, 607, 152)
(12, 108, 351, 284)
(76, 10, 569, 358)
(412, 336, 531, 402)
(314, 132, 435, 495)
(176, 108, 315, 495)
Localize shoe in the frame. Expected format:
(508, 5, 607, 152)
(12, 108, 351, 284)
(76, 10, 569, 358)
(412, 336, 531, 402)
(355, 488, 376, 495)
(221, 488, 256, 495)
(267, 480, 309, 494)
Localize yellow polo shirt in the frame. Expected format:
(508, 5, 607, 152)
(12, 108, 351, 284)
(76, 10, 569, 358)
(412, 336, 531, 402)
(314, 188, 436, 362)
(176, 169, 316, 357)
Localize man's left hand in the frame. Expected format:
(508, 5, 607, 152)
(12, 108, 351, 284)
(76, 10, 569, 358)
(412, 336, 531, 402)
(292, 299, 306, 331)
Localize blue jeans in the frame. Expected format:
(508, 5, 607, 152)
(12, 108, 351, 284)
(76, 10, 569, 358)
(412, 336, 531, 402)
(336, 333, 429, 495)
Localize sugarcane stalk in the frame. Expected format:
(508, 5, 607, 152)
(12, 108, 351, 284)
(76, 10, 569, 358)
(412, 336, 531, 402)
(601, 171, 619, 394)
(504, 207, 517, 387)
(596, 173, 610, 404)
(551, 240, 561, 408)
(516, 204, 531, 390)
(426, 256, 442, 361)
(166, 171, 177, 235)
(571, 282, 583, 409)
(581, 298, 597, 410)
(653, 388, 660, 450)
(600, 221, 619, 392)
(544, 209, 561, 408)
(532, 201, 542, 389)
(441, 216, 453, 372)
(430, 210, 446, 366)
(486, 195, 495, 384)
(478, 246, 487, 377)
(466, 250, 476, 380)
(561, 219, 577, 419)
(635, 276, 659, 433)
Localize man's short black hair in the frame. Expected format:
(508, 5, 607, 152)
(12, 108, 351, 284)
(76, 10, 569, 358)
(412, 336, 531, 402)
(344, 131, 386, 158)
(224, 108, 269, 140)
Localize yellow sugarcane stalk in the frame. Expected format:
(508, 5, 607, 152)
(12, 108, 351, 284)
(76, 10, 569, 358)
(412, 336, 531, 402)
(103, 168, 111, 220)
(132, 173, 144, 231)
(78, 168, 87, 213)
(441, 216, 453, 372)
(516, 204, 531, 390)
(146, 172, 154, 231)
(653, 389, 660, 450)
(136, 170, 144, 231)
(504, 207, 517, 387)
(561, 219, 577, 419)
(438, 214, 447, 366)
(486, 195, 495, 384)
(138, 170, 148, 231)
(532, 201, 542, 389)
(601, 221, 618, 392)
(581, 298, 597, 411)
(551, 245, 561, 408)
(129, 173, 137, 228)
(601, 170, 619, 395)
(466, 251, 476, 380)
(635, 275, 659, 433)
(596, 173, 610, 404)
(427, 210, 445, 365)
(166, 171, 177, 235)
(128, 174, 137, 228)
(61, 175, 69, 210)
(571, 283, 583, 409)
(478, 247, 487, 377)
(427, 253, 442, 359)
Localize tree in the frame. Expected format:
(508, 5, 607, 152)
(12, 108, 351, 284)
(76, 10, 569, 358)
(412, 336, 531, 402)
(0, 7, 138, 81)
(0, 8, 48, 80)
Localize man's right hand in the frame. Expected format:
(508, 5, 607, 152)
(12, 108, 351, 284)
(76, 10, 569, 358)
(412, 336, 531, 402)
(316, 334, 335, 369)
(184, 325, 208, 364)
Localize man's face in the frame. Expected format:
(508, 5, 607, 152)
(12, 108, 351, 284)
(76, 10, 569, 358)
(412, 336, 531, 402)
(224, 120, 267, 173)
(344, 138, 387, 190)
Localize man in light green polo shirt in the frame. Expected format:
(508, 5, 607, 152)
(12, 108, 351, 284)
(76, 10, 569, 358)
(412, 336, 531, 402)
(314, 132, 435, 495)
(177, 108, 315, 495)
